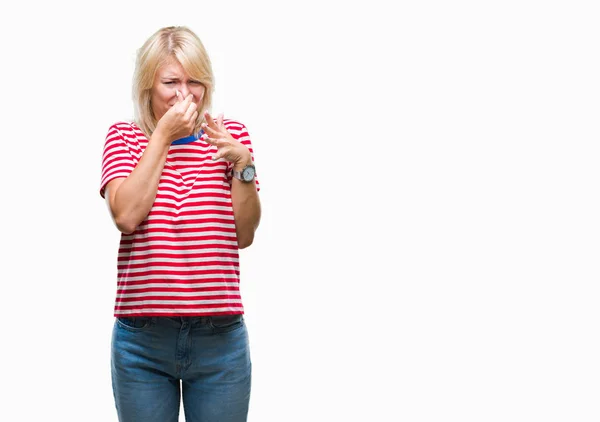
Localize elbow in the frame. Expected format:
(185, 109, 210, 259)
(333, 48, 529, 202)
(235, 201, 261, 249)
(114, 215, 138, 235)
(237, 233, 255, 250)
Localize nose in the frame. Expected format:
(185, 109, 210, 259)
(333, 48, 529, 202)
(179, 84, 191, 99)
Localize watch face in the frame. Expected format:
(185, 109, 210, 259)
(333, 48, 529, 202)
(242, 166, 255, 181)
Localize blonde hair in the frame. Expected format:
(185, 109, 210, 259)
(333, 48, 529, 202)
(132, 26, 214, 137)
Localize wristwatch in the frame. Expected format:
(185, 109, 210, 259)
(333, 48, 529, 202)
(232, 164, 256, 182)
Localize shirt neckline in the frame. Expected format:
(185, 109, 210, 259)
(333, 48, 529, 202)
(171, 129, 205, 145)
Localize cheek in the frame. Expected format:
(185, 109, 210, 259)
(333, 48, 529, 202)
(196, 86, 206, 103)
(151, 89, 174, 118)
(162, 88, 177, 103)
(154, 86, 174, 103)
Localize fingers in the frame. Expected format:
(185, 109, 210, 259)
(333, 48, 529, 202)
(176, 90, 194, 106)
(184, 101, 198, 121)
(201, 112, 236, 161)
(204, 137, 221, 160)
(203, 111, 220, 132)
(202, 111, 230, 138)
(202, 123, 220, 137)
(175, 90, 194, 104)
(204, 136, 221, 147)
(205, 135, 247, 163)
(211, 145, 231, 161)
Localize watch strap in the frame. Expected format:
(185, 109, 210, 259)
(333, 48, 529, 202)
(232, 169, 243, 180)
(232, 164, 255, 182)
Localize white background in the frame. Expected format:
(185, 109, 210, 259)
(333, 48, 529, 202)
(1, 0, 599, 421)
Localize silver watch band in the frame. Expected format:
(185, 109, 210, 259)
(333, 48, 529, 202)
(232, 169, 243, 180)
(232, 164, 255, 182)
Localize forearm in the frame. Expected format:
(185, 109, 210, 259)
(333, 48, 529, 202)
(201, 116, 261, 248)
(111, 133, 170, 233)
(231, 178, 261, 249)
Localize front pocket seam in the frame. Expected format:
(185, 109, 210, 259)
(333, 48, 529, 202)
(209, 316, 244, 333)
(116, 317, 152, 332)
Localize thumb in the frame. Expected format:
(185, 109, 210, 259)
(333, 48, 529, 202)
(176, 90, 183, 102)
(212, 149, 225, 161)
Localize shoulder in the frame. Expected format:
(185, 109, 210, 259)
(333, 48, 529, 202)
(222, 118, 247, 131)
(106, 121, 140, 134)
(221, 118, 251, 141)
(105, 121, 146, 142)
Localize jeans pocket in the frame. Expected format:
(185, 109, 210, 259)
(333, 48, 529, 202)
(209, 314, 244, 333)
(116, 316, 153, 332)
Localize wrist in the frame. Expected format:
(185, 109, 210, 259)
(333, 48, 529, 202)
(232, 161, 256, 183)
(232, 155, 253, 172)
(150, 127, 171, 146)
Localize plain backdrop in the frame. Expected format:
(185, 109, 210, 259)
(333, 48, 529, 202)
(1, 0, 599, 421)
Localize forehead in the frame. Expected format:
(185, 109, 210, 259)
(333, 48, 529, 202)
(156, 58, 189, 78)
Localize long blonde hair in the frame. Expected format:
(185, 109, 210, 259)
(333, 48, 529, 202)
(132, 26, 214, 137)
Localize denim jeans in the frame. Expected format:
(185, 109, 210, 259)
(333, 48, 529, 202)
(111, 315, 251, 422)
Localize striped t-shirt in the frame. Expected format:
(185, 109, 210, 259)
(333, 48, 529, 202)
(99, 120, 259, 317)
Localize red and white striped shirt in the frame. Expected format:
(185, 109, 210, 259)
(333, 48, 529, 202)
(99, 120, 259, 317)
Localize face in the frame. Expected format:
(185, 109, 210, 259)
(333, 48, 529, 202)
(150, 57, 205, 121)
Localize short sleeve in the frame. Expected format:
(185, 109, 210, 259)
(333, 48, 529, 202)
(99, 124, 137, 198)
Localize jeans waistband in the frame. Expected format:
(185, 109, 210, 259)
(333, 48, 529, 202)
(166, 316, 211, 324)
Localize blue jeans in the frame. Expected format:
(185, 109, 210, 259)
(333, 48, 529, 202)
(111, 315, 252, 422)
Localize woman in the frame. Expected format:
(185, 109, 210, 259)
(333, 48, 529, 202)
(99, 26, 261, 422)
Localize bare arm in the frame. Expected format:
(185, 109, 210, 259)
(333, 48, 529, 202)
(105, 93, 199, 234)
(230, 158, 262, 249)
(202, 112, 261, 249)
(105, 134, 171, 234)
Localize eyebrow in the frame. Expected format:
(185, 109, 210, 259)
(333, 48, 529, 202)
(161, 76, 199, 81)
